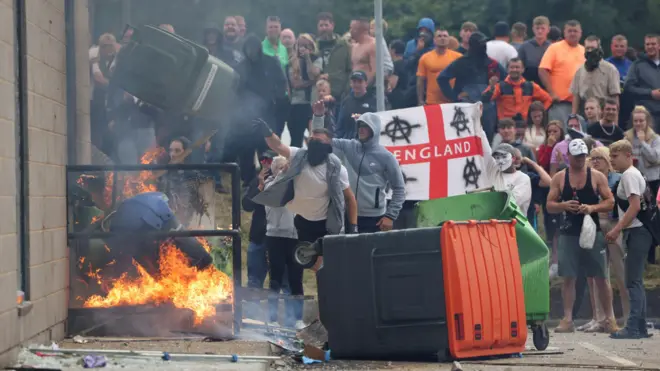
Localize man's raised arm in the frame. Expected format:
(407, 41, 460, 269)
(253, 118, 291, 158)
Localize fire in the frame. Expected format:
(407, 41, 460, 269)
(99, 147, 166, 206)
(122, 147, 165, 198)
(83, 240, 232, 324)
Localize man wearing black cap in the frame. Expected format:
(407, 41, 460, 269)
(335, 71, 378, 139)
(487, 21, 518, 67)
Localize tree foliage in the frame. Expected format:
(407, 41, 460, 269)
(92, 0, 658, 50)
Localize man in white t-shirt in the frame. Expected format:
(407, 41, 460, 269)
(253, 119, 358, 248)
(607, 139, 654, 339)
(487, 21, 518, 68)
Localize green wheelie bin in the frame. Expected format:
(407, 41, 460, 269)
(416, 191, 550, 350)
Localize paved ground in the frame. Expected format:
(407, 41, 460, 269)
(277, 329, 660, 370)
(15, 326, 658, 370)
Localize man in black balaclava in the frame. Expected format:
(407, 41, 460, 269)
(437, 32, 506, 142)
(252, 118, 359, 271)
(569, 35, 621, 116)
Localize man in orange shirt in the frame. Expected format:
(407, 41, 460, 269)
(482, 58, 552, 121)
(416, 29, 462, 105)
(539, 20, 585, 125)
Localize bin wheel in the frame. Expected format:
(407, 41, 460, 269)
(294, 241, 319, 269)
(532, 323, 550, 351)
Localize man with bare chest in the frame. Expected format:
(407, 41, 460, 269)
(350, 18, 376, 84)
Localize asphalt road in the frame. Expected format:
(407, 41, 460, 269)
(272, 329, 660, 371)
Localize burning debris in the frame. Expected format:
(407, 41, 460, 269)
(69, 142, 235, 338)
(82, 240, 233, 325)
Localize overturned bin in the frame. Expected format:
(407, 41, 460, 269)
(416, 191, 550, 350)
(112, 25, 239, 121)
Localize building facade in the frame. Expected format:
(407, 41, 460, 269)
(0, 0, 91, 366)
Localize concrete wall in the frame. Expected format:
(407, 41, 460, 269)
(0, 0, 90, 367)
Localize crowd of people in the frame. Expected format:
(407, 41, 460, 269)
(87, 12, 660, 338)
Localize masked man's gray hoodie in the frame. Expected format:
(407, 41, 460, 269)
(312, 112, 405, 219)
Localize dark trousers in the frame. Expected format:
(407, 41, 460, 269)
(289, 104, 312, 148)
(624, 227, 653, 333)
(266, 236, 304, 325)
(294, 215, 327, 243)
(357, 215, 383, 233)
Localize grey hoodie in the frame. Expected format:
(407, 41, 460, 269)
(264, 177, 298, 239)
(312, 112, 405, 219)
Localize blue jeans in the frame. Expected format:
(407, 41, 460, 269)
(247, 241, 290, 293)
(623, 227, 653, 332)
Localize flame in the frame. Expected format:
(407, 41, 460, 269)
(196, 237, 212, 253)
(100, 147, 166, 206)
(121, 147, 165, 199)
(103, 172, 114, 207)
(90, 215, 102, 224)
(83, 240, 232, 324)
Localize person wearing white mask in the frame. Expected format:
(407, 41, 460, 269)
(476, 119, 533, 214)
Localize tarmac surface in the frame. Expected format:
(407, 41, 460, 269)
(15, 325, 660, 370)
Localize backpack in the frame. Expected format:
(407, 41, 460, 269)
(613, 176, 660, 246)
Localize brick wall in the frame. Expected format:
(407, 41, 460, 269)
(0, 0, 90, 367)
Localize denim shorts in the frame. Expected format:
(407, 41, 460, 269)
(558, 232, 608, 278)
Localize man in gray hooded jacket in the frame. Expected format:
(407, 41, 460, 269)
(311, 100, 406, 232)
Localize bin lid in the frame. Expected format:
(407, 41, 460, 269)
(113, 25, 209, 111)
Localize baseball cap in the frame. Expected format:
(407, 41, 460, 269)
(493, 143, 516, 156)
(259, 150, 277, 161)
(569, 139, 589, 156)
(350, 71, 367, 81)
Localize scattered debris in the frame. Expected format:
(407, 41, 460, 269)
(82, 354, 107, 368)
(451, 360, 463, 371)
(73, 335, 89, 344)
(28, 346, 280, 363)
(302, 356, 322, 365)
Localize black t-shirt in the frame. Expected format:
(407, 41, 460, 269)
(587, 122, 625, 146)
(387, 59, 409, 109)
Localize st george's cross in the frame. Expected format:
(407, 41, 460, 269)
(376, 103, 488, 200)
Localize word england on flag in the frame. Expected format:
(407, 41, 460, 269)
(376, 103, 490, 200)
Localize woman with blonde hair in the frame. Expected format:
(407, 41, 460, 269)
(625, 106, 660, 199)
(625, 105, 660, 263)
(287, 33, 322, 148)
(575, 146, 629, 332)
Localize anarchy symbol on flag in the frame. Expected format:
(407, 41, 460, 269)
(376, 103, 488, 201)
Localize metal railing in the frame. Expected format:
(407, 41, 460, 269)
(65, 162, 243, 334)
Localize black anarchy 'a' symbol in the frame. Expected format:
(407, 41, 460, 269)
(402, 172, 418, 184)
(382, 116, 421, 144)
(463, 157, 481, 188)
(450, 106, 471, 137)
